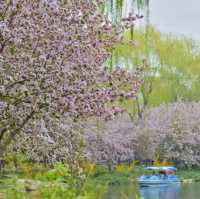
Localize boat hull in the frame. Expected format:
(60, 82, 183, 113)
(139, 180, 180, 187)
(138, 175, 180, 187)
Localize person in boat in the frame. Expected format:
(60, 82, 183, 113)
(159, 170, 167, 179)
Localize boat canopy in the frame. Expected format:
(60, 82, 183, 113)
(144, 166, 177, 171)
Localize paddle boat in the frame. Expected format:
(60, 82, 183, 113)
(138, 166, 180, 187)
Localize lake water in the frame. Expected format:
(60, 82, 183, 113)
(103, 182, 200, 199)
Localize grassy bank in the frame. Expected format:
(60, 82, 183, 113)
(177, 168, 200, 182)
(90, 165, 143, 185)
(0, 163, 107, 199)
(90, 165, 200, 185)
(1, 164, 200, 199)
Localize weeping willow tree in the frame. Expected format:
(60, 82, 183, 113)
(104, 0, 150, 72)
(104, 0, 149, 23)
(104, 0, 200, 123)
(101, 0, 151, 120)
(112, 26, 200, 121)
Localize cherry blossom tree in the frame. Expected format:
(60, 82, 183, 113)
(84, 112, 136, 170)
(134, 101, 200, 167)
(0, 0, 142, 163)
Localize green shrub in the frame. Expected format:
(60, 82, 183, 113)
(4, 162, 107, 199)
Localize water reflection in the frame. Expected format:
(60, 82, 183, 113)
(140, 184, 180, 199)
(104, 182, 200, 199)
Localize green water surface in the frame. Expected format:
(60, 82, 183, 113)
(104, 182, 200, 199)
